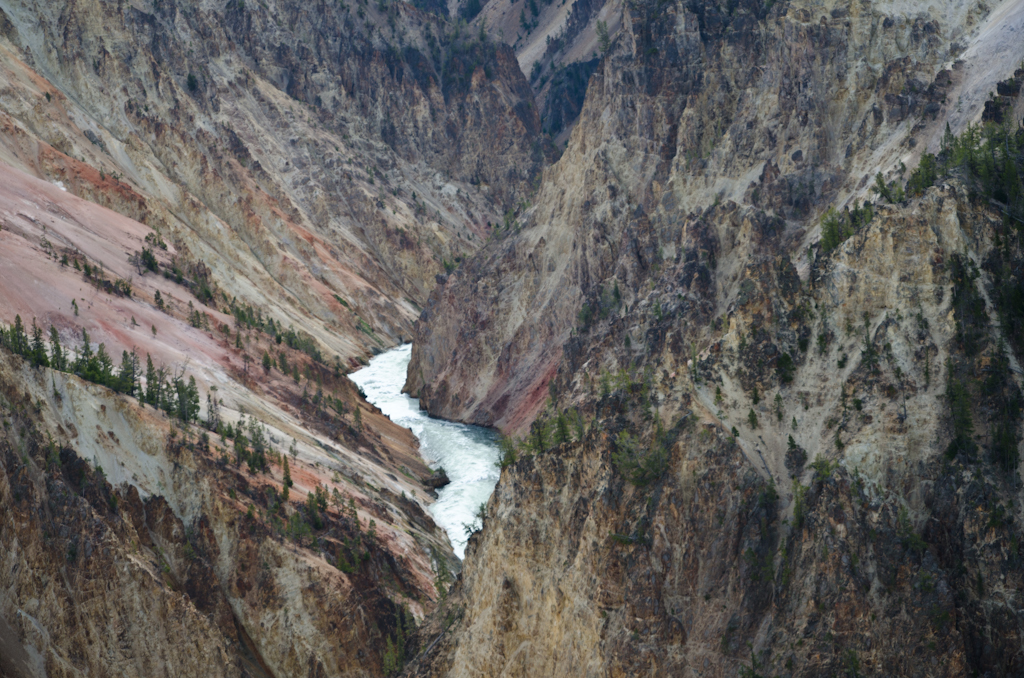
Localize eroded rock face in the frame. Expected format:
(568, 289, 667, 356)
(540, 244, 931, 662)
(0, 344, 457, 678)
(406, 0, 1006, 429)
(404, 0, 1024, 675)
(0, 0, 549, 362)
(408, 181, 1024, 678)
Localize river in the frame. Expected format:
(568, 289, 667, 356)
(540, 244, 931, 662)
(349, 344, 500, 558)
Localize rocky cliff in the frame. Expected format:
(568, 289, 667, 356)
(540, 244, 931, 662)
(407, 0, 1021, 430)
(0, 0, 552, 674)
(405, 0, 1024, 675)
(0, 348, 452, 678)
(0, 0, 548, 360)
(2, 0, 1024, 675)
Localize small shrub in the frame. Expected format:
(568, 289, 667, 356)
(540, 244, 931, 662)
(776, 353, 795, 383)
(810, 455, 837, 482)
(611, 430, 667, 486)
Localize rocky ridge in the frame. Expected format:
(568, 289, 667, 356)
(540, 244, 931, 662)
(0, 0, 555, 674)
(404, 0, 1024, 675)
(0, 0, 548, 360)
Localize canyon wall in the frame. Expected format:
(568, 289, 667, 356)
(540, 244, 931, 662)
(0, 0, 548, 360)
(0, 0, 550, 674)
(405, 0, 1024, 675)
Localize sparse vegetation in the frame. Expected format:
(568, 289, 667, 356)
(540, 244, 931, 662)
(611, 429, 668, 486)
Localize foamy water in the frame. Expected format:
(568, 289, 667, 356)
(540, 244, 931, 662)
(349, 345, 499, 558)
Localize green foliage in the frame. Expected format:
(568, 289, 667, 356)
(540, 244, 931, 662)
(944, 360, 977, 461)
(529, 417, 549, 454)
(939, 120, 1023, 219)
(948, 255, 987, 357)
(286, 512, 311, 541)
(810, 455, 837, 482)
(776, 353, 794, 384)
(381, 606, 414, 675)
(596, 20, 610, 53)
(820, 206, 847, 252)
(495, 435, 518, 469)
(757, 479, 779, 510)
(820, 202, 872, 253)
(140, 247, 158, 273)
(0, 319, 161, 401)
(898, 506, 927, 555)
(906, 152, 939, 196)
(871, 171, 905, 204)
(306, 483, 328, 529)
(462, 502, 488, 537)
(611, 430, 668, 486)
(792, 481, 808, 528)
(747, 409, 758, 429)
(245, 417, 269, 473)
(29, 318, 49, 368)
(554, 411, 571, 445)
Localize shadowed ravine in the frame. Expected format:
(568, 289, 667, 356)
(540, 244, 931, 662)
(350, 345, 500, 558)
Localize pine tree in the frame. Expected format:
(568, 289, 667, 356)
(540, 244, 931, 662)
(10, 315, 27, 355)
(117, 350, 138, 395)
(234, 432, 248, 466)
(206, 386, 221, 431)
(30, 319, 49, 368)
(94, 343, 113, 385)
(77, 328, 94, 374)
(247, 417, 267, 473)
(184, 376, 200, 423)
(596, 19, 610, 53)
(145, 354, 159, 406)
(555, 411, 570, 445)
(49, 326, 65, 371)
(531, 419, 547, 454)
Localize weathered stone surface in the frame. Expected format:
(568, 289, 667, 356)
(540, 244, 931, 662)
(403, 0, 1024, 676)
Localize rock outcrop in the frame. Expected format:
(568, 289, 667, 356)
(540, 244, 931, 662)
(406, 0, 1019, 430)
(0, 343, 454, 678)
(0, 0, 549, 363)
(404, 0, 1024, 675)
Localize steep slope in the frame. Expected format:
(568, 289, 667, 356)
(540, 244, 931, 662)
(0, 162, 462, 677)
(408, 0, 1022, 432)
(0, 0, 551, 673)
(0, 0, 547, 361)
(404, 0, 1024, 675)
(0, 348, 452, 678)
(465, 0, 622, 141)
(411, 181, 1024, 676)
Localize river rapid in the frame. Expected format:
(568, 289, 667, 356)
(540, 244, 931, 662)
(349, 344, 500, 558)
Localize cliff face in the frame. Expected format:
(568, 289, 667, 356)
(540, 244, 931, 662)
(410, 184, 1024, 676)
(404, 0, 1024, 675)
(407, 0, 1017, 430)
(0, 343, 453, 678)
(0, 0, 547, 361)
(0, 0, 542, 672)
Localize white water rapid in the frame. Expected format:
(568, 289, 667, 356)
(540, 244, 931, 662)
(349, 344, 500, 558)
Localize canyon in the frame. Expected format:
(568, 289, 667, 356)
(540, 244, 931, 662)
(1, 0, 1023, 676)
